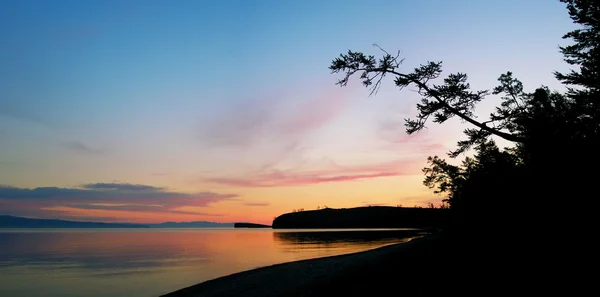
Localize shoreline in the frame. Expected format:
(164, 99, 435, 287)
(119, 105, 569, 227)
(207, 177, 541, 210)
(160, 234, 441, 297)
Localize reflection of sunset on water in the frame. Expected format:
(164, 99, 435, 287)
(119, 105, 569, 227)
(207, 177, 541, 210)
(0, 229, 419, 297)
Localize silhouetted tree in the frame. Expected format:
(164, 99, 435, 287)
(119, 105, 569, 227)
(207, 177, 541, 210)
(423, 140, 523, 230)
(551, 0, 600, 208)
(329, 0, 600, 234)
(331, 51, 522, 153)
(555, 0, 600, 109)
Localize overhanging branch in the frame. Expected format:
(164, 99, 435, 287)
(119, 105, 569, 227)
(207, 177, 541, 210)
(367, 67, 526, 143)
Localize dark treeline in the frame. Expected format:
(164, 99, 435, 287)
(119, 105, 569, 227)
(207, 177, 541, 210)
(272, 206, 449, 229)
(234, 222, 272, 228)
(330, 0, 599, 243)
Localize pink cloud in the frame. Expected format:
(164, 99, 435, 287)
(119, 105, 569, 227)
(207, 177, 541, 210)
(199, 84, 355, 149)
(200, 97, 276, 147)
(276, 87, 350, 135)
(376, 121, 449, 154)
(203, 158, 424, 188)
(0, 183, 236, 218)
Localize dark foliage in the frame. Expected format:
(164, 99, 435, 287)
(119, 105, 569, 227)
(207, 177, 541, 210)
(329, 0, 600, 235)
(556, 0, 600, 108)
(272, 206, 449, 229)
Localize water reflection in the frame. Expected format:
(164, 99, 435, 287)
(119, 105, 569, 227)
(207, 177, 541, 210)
(272, 229, 424, 260)
(0, 231, 213, 275)
(0, 228, 423, 297)
(273, 229, 423, 245)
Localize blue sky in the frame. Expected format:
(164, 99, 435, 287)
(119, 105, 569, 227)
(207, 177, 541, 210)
(0, 0, 576, 223)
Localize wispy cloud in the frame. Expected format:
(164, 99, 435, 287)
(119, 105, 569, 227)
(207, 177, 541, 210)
(27, 210, 123, 222)
(47, 205, 226, 217)
(167, 210, 225, 216)
(199, 85, 354, 150)
(0, 103, 50, 126)
(195, 84, 360, 176)
(243, 202, 270, 207)
(376, 118, 448, 153)
(61, 141, 106, 155)
(203, 158, 423, 188)
(200, 97, 275, 147)
(0, 183, 237, 218)
(274, 87, 350, 136)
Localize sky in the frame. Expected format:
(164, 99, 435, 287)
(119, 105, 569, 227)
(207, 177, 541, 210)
(0, 0, 576, 225)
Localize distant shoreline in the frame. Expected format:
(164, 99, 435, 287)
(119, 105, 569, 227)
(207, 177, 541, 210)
(0, 215, 237, 228)
(160, 234, 439, 297)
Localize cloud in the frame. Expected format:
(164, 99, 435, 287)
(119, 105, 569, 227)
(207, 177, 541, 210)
(0, 106, 41, 123)
(66, 203, 166, 212)
(199, 84, 354, 150)
(203, 159, 423, 188)
(81, 183, 157, 191)
(167, 210, 225, 216)
(378, 118, 406, 133)
(61, 141, 105, 154)
(376, 118, 448, 154)
(193, 85, 359, 178)
(200, 97, 275, 147)
(0, 101, 56, 127)
(243, 202, 270, 207)
(275, 87, 350, 136)
(51, 205, 226, 217)
(0, 183, 237, 217)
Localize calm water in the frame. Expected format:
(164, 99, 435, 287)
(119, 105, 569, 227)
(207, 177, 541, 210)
(0, 228, 423, 297)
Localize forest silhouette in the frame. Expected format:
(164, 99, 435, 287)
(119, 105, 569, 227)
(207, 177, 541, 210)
(327, 0, 597, 291)
(330, 0, 597, 238)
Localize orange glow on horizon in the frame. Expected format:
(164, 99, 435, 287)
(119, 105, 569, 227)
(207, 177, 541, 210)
(34, 174, 439, 225)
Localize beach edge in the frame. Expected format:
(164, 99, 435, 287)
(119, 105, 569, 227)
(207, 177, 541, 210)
(159, 233, 440, 297)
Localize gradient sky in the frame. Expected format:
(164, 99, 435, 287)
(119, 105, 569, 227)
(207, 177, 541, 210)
(0, 0, 576, 224)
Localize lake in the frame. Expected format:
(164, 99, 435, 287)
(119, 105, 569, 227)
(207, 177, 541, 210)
(0, 228, 424, 297)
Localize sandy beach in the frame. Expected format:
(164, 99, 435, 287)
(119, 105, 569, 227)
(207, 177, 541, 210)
(160, 234, 453, 297)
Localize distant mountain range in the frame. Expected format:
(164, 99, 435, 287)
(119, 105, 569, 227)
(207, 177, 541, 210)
(0, 215, 236, 228)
